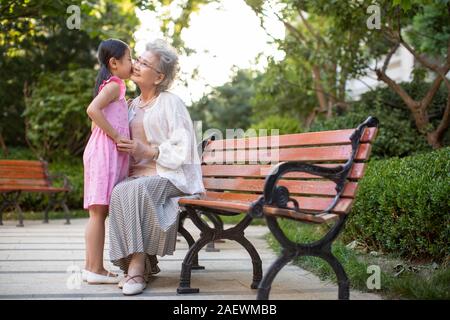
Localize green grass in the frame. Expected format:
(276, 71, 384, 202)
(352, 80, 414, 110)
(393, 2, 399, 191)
(267, 219, 450, 300)
(218, 213, 267, 226)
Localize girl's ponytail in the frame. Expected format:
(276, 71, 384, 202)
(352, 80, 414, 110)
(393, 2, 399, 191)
(93, 63, 112, 97)
(93, 39, 129, 97)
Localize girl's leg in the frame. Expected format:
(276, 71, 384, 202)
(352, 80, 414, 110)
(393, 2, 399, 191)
(85, 205, 109, 275)
(84, 213, 90, 271)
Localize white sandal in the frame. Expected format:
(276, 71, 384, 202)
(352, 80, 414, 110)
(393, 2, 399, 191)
(122, 275, 146, 296)
(86, 270, 120, 284)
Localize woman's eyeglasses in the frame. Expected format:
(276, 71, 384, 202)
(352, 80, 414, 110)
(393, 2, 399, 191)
(134, 57, 162, 74)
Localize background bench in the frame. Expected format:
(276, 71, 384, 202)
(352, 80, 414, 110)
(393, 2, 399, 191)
(177, 116, 379, 299)
(0, 160, 72, 227)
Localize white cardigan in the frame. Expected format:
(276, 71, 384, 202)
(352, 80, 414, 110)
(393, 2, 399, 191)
(128, 91, 205, 196)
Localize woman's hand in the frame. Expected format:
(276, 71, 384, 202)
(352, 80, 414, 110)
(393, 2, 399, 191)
(117, 138, 158, 160)
(112, 134, 128, 145)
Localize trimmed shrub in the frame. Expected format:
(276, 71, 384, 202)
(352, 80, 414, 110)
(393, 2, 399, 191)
(343, 148, 450, 262)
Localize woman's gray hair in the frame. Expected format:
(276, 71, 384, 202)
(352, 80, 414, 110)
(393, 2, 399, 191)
(145, 39, 179, 93)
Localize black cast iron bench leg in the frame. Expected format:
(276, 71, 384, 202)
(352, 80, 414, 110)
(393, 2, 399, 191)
(178, 222, 205, 270)
(43, 192, 71, 225)
(257, 215, 349, 300)
(257, 249, 296, 300)
(1, 191, 24, 227)
(177, 208, 262, 294)
(226, 214, 263, 289)
(178, 210, 205, 270)
(319, 250, 350, 299)
(201, 212, 224, 252)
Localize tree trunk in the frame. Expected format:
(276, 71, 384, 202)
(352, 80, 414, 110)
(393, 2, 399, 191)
(426, 131, 442, 149)
(312, 66, 328, 113)
(411, 104, 430, 134)
(304, 107, 319, 129)
(0, 133, 8, 157)
(326, 100, 334, 119)
(427, 93, 450, 149)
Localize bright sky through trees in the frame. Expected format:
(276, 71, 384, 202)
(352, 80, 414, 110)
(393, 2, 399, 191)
(133, 0, 285, 104)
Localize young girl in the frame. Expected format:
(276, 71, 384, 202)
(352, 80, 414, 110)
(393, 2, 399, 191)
(82, 39, 132, 284)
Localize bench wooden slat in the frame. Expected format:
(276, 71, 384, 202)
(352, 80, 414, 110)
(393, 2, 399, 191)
(1, 159, 72, 226)
(0, 185, 69, 193)
(0, 166, 45, 173)
(0, 179, 49, 187)
(203, 178, 358, 198)
(205, 127, 378, 151)
(198, 191, 352, 214)
(179, 197, 339, 223)
(0, 160, 44, 167)
(202, 143, 372, 164)
(0, 172, 47, 179)
(202, 163, 366, 180)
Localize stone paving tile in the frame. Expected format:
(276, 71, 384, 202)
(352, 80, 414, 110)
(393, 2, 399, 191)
(0, 218, 381, 300)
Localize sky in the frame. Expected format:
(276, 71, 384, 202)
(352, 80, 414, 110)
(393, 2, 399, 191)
(133, 0, 285, 105)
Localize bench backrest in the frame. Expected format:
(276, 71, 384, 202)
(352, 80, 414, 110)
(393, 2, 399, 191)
(199, 126, 378, 215)
(0, 160, 51, 189)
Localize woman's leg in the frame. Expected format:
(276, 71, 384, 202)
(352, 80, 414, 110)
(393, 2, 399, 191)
(85, 204, 110, 275)
(126, 253, 146, 282)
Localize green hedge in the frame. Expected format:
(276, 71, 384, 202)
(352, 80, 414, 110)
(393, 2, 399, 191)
(343, 147, 450, 262)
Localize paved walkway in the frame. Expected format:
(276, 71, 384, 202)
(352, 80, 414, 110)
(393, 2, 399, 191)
(0, 218, 381, 300)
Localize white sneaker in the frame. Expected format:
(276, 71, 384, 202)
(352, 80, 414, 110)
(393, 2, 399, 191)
(122, 275, 146, 295)
(87, 271, 120, 284)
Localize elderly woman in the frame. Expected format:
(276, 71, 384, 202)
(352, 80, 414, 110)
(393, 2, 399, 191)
(109, 39, 204, 296)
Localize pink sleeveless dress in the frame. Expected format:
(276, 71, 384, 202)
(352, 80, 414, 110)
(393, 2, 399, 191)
(83, 76, 130, 209)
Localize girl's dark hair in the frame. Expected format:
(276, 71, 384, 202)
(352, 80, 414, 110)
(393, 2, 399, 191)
(93, 38, 129, 97)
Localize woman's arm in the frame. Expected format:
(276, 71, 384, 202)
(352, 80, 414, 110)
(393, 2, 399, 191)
(155, 99, 193, 170)
(86, 82, 123, 143)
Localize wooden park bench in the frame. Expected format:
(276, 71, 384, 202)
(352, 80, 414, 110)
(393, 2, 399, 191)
(0, 160, 72, 227)
(177, 116, 379, 300)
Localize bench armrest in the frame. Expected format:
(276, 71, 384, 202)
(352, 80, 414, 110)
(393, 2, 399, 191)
(48, 172, 73, 192)
(249, 162, 347, 218)
(198, 132, 216, 163)
(249, 116, 379, 218)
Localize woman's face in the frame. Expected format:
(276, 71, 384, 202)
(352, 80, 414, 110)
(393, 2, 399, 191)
(131, 50, 164, 89)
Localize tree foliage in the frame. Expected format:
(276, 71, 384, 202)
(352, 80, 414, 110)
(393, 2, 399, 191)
(23, 69, 96, 160)
(244, 0, 386, 127)
(189, 69, 257, 133)
(0, 0, 140, 151)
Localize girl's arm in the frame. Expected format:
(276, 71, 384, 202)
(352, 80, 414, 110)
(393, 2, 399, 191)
(86, 82, 123, 143)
